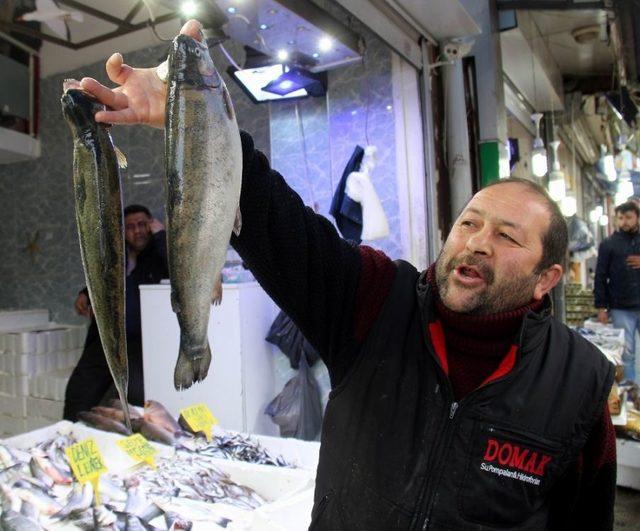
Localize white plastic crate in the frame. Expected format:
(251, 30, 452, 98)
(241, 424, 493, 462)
(617, 438, 640, 490)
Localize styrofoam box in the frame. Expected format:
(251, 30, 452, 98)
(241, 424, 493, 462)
(3, 421, 317, 531)
(617, 438, 640, 490)
(26, 397, 64, 420)
(0, 413, 27, 436)
(0, 309, 49, 332)
(29, 368, 74, 401)
(0, 372, 29, 396)
(0, 393, 27, 417)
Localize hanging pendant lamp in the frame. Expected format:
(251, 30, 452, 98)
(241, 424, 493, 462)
(531, 113, 548, 177)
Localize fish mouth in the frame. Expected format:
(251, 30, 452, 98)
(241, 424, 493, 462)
(169, 34, 221, 87)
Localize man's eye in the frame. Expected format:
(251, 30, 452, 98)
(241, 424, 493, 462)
(500, 232, 516, 242)
(461, 220, 474, 227)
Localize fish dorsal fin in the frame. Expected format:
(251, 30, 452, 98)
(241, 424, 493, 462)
(115, 147, 128, 169)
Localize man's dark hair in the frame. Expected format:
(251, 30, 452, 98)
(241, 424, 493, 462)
(614, 201, 640, 217)
(482, 177, 568, 272)
(124, 204, 152, 218)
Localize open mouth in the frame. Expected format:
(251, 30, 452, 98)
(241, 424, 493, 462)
(453, 264, 486, 286)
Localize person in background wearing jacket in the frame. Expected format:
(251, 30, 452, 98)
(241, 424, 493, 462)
(76, 20, 616, 529)
(64, 204, 168, 420)
(595, 201, 640, 384)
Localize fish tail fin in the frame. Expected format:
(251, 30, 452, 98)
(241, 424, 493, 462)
(119, 393, 132, 432)
(174, 340, 212, 391)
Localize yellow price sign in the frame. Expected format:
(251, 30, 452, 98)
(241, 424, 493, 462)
(180, 403, 218, 441)
(65, 438, 107, 504)
(117, 434, 158, 468)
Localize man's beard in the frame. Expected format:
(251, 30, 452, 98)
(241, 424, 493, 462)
(435, 252, 539, 315)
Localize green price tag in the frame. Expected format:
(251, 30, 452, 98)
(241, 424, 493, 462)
(65, 438, 107, 504)
(180, 403, 218, 441)
(117, 434, 158, 468)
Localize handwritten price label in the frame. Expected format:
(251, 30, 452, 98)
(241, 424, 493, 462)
(180, 403, 218, 441)
(117, 434, 158, 468)
(65, 438, 107, 504)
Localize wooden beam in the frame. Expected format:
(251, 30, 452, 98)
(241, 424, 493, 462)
(55, 0, 135, 29)
(123, 1, 144, 24)
(0, 21, 77, 48)
(73, 12, 179, 48)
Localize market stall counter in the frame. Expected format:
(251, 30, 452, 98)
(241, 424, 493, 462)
(0, 402, 320, 530)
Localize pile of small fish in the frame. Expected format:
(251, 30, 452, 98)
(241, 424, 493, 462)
(77, 399, 293, 468)
(192, 434, 291, 468)
(0, 431, 270, 530)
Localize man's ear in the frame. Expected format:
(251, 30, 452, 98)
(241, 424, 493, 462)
(533, 265, 563, 300)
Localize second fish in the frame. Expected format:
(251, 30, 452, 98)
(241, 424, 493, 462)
(165, 34, 243, 390)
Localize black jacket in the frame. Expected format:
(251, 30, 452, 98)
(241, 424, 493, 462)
(231, 132, 615, 530)
(311, 263, 613, 530)
(594, 229, 640, 309)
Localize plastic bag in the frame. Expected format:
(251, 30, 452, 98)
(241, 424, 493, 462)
(264, 355, 323, 440)
(266, 310, 320, 369)
(568, 215, 595, 253)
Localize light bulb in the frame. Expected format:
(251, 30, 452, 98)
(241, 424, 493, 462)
(595, 205, 603, 217)
(615, 192, 628, 206)
(599, 215, 609, 226)
(560, 196, 577, 217)
(604, 154, 616, 181)
(277, 49, 289, 61)
(318, 37, 333, 52)
(531, 149, 548, 177)
(181, 0, 198, 16)
(589, 209, 600, 223)
(548, 173, 566, 201)
(618, 179, 634, 198)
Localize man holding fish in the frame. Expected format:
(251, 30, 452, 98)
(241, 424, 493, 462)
(75, 19, 615, 531)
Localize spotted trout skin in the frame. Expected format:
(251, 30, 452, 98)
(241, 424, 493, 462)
(165, 35, 242, 390)
(61, 81, 132, 430)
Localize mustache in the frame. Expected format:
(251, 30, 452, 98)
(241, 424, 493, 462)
(445, 254, 495, 284)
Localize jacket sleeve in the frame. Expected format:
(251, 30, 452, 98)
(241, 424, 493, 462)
(231, 131, 369, 384)
(151, 229, 169, 277)
(594, 240, 611, 309)
(572, 406, 616, 530)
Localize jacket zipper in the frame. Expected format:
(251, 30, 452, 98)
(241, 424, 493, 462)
(414, 318, 532, 530)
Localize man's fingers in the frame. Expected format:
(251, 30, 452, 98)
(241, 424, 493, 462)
(180, 19, 203, 40)
(94, 108, 138, 125)
(105, 52, 133, 85)
(80, 78, 129, 110)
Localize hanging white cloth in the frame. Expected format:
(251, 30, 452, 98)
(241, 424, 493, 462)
(345, 145, 390, 241)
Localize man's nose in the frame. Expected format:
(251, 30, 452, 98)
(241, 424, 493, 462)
(465, 228, 492, 256)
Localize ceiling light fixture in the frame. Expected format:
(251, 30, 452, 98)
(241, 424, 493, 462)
(599, 214, 609, 227)
(227, 6, 236, 14)
(259, 23, 268, 30)
(600, 144, 616, 181)
(277, 49, 289, 61)
(547, 140, 566, 201)
(531, 113, 548, 178)
(560, 196, 577, 217)
(181, 0, 198, 17)
(318, 36, 333, 52)
(227, 46, 326, 104)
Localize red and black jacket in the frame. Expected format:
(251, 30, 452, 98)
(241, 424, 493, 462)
(232, 132, 616, 530)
